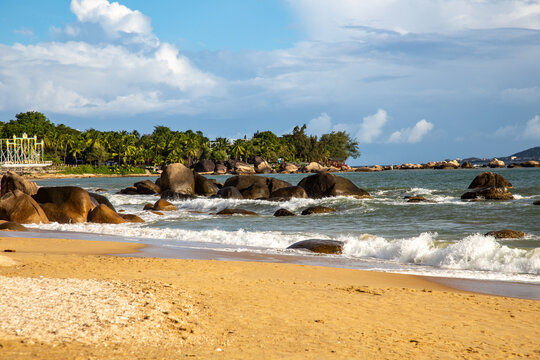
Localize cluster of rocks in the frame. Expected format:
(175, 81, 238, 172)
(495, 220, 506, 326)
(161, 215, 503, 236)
(390, 158, 540, 171)
(461, 172, 514, 200)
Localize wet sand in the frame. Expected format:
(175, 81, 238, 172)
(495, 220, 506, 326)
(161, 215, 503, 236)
(0, 236, 539, 359)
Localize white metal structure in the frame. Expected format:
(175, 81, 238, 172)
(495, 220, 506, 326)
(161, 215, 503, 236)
(0, 133, 52, 168)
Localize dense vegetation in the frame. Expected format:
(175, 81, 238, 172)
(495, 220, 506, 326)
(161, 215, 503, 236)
(0, 112, 360, 166)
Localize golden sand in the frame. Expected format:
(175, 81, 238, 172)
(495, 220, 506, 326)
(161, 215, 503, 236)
(0, 237, 538, 359)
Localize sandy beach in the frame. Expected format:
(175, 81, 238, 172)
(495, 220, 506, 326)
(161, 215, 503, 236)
(0, 237, 537, 359)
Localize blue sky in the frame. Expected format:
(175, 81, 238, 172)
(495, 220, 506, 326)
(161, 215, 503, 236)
(0, 0, 539, 165)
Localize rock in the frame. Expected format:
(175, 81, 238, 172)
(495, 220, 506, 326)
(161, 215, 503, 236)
(280, 162, 298, 173)
(151, 211, 164, 216)
(134, 180, 160, 195)
(488, 158, 505, 168)
(214, 162, 228, 175)
(153, 199, 178, 211)
(88, 192, 116, 212)
(355, 166, 382, 172)
(533, 200, 540, 205)
(119, 214, 145, 223)
(143, 203, 154, 210)
(287, 239, 344, 254)
(119, 186, 139, 195)
(405, 196, 436, 203)
(507, 163, 522, 168)
(95, 188, 108, 192)
(241, 183, 269, 200)
(1, 171, 38, 197)
(216, 208, 258, 216)
(269, 186, 308, 200)
(0, 190, 49, 224)
(33, 186, 93, 224)
(159, 163, 195, 195)
(298, 172, 371, 199)
(468, 172, 512, 189)
(223, 175, 292, 200)
(160, 190, 197, 201)
(268, 178, 293, 193)
(303, 162, 324, 173)
(193, 159, 215, 173)
(214, 186, 244, 199)
(88, 204, 126, 224)
(485, 229, 526, 239)
(194, 173, 218, 196)
(461, 187, 514, 200)
(461, 162, 473, 169)
(254, 157, 272, 174)
(521, 160, 540, 167)
(447, 160, 460, 168)
(0, 221, 28, 231)
(273, 209, 296, 216)
(234, 161, 255, 174)
(301, 206, 337, 215)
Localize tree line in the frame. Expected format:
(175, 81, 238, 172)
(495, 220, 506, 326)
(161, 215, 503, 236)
(0, 112, 360, 166)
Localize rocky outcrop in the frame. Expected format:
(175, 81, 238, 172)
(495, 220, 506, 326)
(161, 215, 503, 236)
(279, 162, 298, 173)
(88, 204, 126, 224)
(461, 162, 473, 169)
(533, 200, 540, 205)
(233, 161, 256, 174)
(273, 209, 296, 216)
(88, 192, 116, 213)
(152, 199, 178, 211)
(216, 208, 258, 216)
(253, 156, 272, 174)
(214, 162, 228, 175)
(1, 171, 38, 197)
(269, 186, 308, 201)
(521, 160, 540, 167)
(0, 221, 28, 231)
(33, 186, 94, 223)
(134, 180, 160, 195)
(297, 172, 371, 199)
(160, 190, 197, 201)
(489, 158, 505, 168)
(223, 175, 292, 200)
(214, 186, 243, 199)
(302, 162, 324, 173)
(119, 214, 145, 223)
(194, 173, 218, 196)
(193, 159, 215, 173)
(287, 239, 344, 254)
(468, 172, 512, 189)
(485, 229, 526, 239)
(301, 206, 337, 215)
(461, 187, 514, 200)
(159, 163, 195, 195)
(0, 190, 49, 224)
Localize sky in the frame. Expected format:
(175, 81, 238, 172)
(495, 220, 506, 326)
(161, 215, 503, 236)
(0, 0, 539, 165)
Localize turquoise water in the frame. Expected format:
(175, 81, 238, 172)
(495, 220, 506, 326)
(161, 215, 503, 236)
(31, 168, 540, 283)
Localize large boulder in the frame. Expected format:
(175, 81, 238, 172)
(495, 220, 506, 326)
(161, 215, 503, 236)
(298, 172, 371, 199)
(153, 199, 178, 211)
(0, 190, 49, 224)
(159, 163, 195, 195)
(302, 162, 324, 173)
(214, 186, 243, 199)
(287, 239, 344, 254)
(461, 187, 514, 200)
(485, 229, 525, 239)
(223, 175, 292, 200)
(489, 158, 505, 168)
(88, 204, 126, 224)
(33, 186, 93, 224)
(134, 180, 160, 195)
(241, 183, 270, 200)
(521, 161, 540, 168)
(214, 162, 228, 175)
(194, 173, 218, 196)
(193, 159, 215, 173)
(253, 157, 272, 174)
(269, 186, 308, 200)
(468, 172, 512, 189)
(1, 171, 38, 197)
(0, 221, 28, 231)
(268, 178, 292, 193)
(88, 192, 116, 212)
(234, 161, 255, 174)
(461, 162, 473, 169)
(280, 162, 299, 173)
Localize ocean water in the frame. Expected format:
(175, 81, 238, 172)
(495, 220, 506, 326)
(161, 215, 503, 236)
(29, 168, 540, 284)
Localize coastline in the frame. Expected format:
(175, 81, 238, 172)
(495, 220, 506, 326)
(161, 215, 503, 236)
(1, 236, 539, 359)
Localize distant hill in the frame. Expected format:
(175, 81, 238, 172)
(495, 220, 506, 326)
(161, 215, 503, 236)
(511, 146, 540, 158)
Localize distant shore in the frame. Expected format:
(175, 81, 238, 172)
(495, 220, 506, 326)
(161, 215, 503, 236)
(1, 236, 539, 359)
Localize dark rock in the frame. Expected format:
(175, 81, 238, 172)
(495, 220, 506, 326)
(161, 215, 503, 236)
(33, 186, 93, 224)
(268, 178, 292, 193)
(241, 183, 270, 200)
(274, 209, 296, 216)
(134, 180, 160, 195)
(485, 229, 526, 239)
(460, 162, 473, 169)
(214, 162, 228, 175)
(160, 190, 197, 201)
(214, 186, 243, 199)
(216, 208, 258, 216)
(151, 211, 164, 216)
(269, 186, 308, 200)
(120, 214, 145, 223)
(461, 187, 514, 200)
(468, 172, 512, 189)
(194, 173, 218, 196)
(223, 175, 292, 200)
(88, 192, 116, 212)
(533, 200, 540, 205)
(301, 206, 337, 215)
(153, 199, 178, 211)
(0, 221, 28, 231)
(405, 196, 436, 203)
(95, 188, 108, 192)
(298, 172, 371, 199)
(143, 203, 154, 210)
(253, 156, 272, 174)
(1, 171, 38, 197)
(88, 204, 126, 224)
(193, 159, 215, 173)
(521, 161, 540, 168)
(0, 190, 49, 224)
(159, 163, 195, 195)
(287, 239, 344, 254)
(119, 186, 139, 195)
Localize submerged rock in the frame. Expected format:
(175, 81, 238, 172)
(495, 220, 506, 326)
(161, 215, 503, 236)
(216, 208, 258, 216)
(301, 206, 337, 215)
(153, 199, 178, 211)
(485, 229, 526, 239)
(461, 172, 514, 200)
(287, 239, 344, 254)
(273, 209, 296, 217)
(405, 196, 436, 203)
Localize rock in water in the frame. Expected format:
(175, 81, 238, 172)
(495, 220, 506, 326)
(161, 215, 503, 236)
(274, 209, 296, 217)
(119, 214, 145, 223)
(269, 186, 308, 201)
(216, 208, 258, 216)
(33, 186, 93, 223)
(0, 190, 49, 224)
(468, 172, 512, 189)
(134, 180, 160, 195)
(194, 173, 218, 196)
(485, 229, 526, 239)
(287, 239, 344, 254)
(159, 163, 195, 195)
(298, 172, 371, 199)
(88, 204, 126, 224)
(193, 159, 216, 173)
(533, 200, 540, 205)
(0, 221, 28, 231)
(301, 206, 337, 215)
(88, 192, 116, 212)
(461, 172, 514, 200)
(214, 186, 243, 199)
(153, 199, 178, 211)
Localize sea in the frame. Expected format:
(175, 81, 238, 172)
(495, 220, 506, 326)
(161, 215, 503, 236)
(20, 168, 540, 295)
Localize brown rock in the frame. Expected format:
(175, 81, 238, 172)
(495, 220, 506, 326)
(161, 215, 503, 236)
(216, 208, 258, 216)
(119, 186, 138, 195)
(194, 173, 218, 196)
(214, 162, 228, 175)
(120, 214, 145, 223)
(485, 229, 526, 239)
(254, 157, 272, 174)
(298, 172, 371, 199)
(134, 180, 160, 194)
(215, 186, 243, 199)
(273, 209, 296, 217)
(303, 162, 324, 173)
(234, 161, 255, 174)
(0, 221, 28, 231)
(143, 203, 154, 210)
(521, 160, 540, 167)
(159, 163, 195, 195)
(160, 190, 197, 201)
(193, 159, 216, 173)
(461, 187, 514, 200)
(461, 162, 473, 169)
(151, 211, 164, 216)
(0, 190, 49, 224)
(488, 158, 505, 168)
(301, 206, 337, 215)
(468, 172, 513, 189)
(33, 186, 94, 224)
(88, 192, 116, 212)
(405, 196, 436, 203)
(287, 239, 343, 254)
(280, 162, 299, 173)
(153, 199, 177, 211)
(1, 171, 38, 196)
(88, 204, 126, 224)
(269, 186, 308, 200)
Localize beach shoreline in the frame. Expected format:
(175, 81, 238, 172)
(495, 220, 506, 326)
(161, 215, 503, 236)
(1, 236, 539, 359)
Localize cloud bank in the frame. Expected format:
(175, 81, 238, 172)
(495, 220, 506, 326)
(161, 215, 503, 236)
(388, 120, 434, 143)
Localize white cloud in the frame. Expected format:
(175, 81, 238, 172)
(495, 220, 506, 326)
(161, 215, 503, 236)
(524, 115, 540, 139)
(14, 27, 34, 36)
(389, 119, 434, 143)
(357, 109, 388, 143)
(306, 112, 332, 136)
